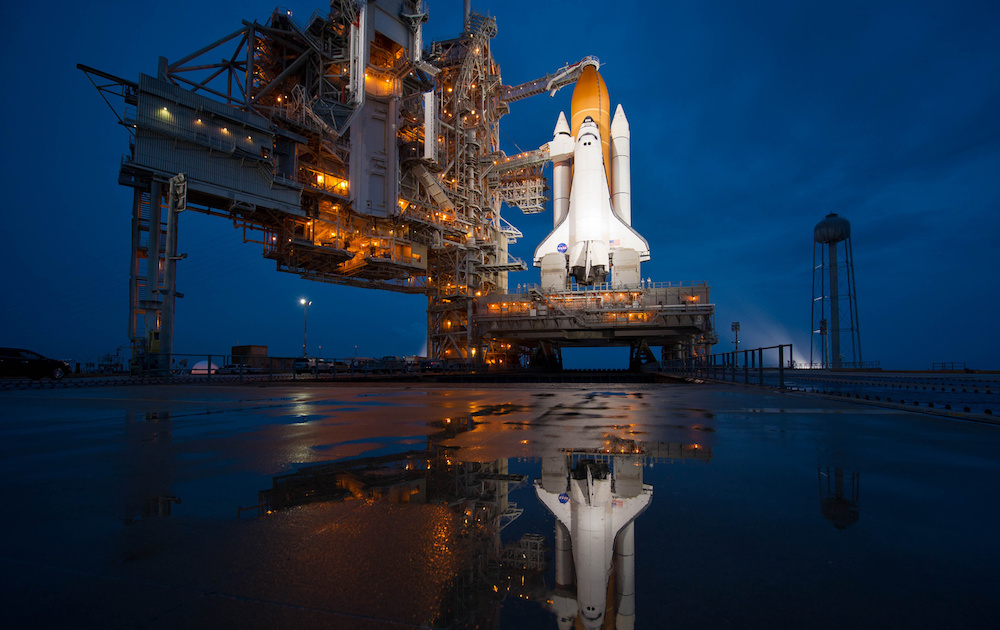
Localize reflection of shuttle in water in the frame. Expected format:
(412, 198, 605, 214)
(535, 455, 652, 629)
(535, 63, 650, 289)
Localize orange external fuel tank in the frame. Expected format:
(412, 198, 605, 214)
(570, 65, 613, 189)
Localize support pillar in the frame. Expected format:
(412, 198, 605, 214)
(828, 241, 842, 369)
(160, 174, 186, 376)
(143, 181, 164, 370)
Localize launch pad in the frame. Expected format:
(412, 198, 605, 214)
(81, 1, 716, 370)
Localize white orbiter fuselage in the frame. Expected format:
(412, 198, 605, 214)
(535, 461, 651, 629)
(535, 107, 650, 289)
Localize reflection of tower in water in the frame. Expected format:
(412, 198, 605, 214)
(249, 422, 713, 628)
(123, 411, 180, 524)
(818, 465, 861, 530)
(251, 414, 535, 628)
(537, 438, 711, 630)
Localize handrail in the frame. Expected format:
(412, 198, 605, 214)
(662, 344, 795, 389)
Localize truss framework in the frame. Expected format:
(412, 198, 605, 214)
(82, 2, 697, 364)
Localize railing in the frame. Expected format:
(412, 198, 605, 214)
(126, 353, 428, 381)
(803, 360, 882, 370)
(932, 362, 967, 371)
(662, 344, 795, 389)
(513, 280, 709, 294)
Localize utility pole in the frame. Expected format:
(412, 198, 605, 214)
(300, 298, 312, 356)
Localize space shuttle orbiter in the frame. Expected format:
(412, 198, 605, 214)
(535, 458, 652, 629)
(535, 63, 650, 290)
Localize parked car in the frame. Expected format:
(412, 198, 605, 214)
(293, 357, 317, 372)
(418, 358, 443, 372)
(315, 358, 349, 373)
(0, 347, 71, 380)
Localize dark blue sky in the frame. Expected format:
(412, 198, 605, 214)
(2, 0, 998, 369)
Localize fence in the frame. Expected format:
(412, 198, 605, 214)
(130, 353, 427, 381)
(932, 362, 967, 371)
(662, 344, 795, 388)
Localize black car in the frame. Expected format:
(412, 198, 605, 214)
(0, 348, 72, 380)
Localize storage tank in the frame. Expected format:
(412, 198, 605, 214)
(811, 213, 862, 369)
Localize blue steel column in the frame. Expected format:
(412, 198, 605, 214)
(829, 240, 841, 369)
(144, 181, 163, 355)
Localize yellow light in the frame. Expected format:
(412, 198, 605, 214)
(222, 127, 228, 133)
(162, 106, 168, 112)
(196, 118, 202, 123)
(317, 174, 325, 184)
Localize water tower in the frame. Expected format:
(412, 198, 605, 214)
(811, 213, 862, 369)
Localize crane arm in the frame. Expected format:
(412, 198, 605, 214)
(500, 56, 600, 103)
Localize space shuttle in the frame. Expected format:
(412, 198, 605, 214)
(536, 456, 652, 629)
(535, 63, 650, 290)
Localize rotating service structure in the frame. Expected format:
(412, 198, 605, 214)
(80, 1, 588, 364)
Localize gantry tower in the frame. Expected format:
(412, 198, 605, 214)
(81, 1, 603, 366)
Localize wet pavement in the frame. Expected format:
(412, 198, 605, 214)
(1, 383, 998, 629)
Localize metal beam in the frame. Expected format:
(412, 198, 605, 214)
(167, 27, 248, 71)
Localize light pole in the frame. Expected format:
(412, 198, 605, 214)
(300, 298, 312, 357)
(731, 322, 740, 364)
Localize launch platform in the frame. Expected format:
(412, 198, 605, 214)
(473, 282, 715, 369)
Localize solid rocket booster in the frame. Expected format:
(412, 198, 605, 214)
(551, 112, 572, 227)
(535, 65, 650, 289)
(610, 103, 632, 225)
